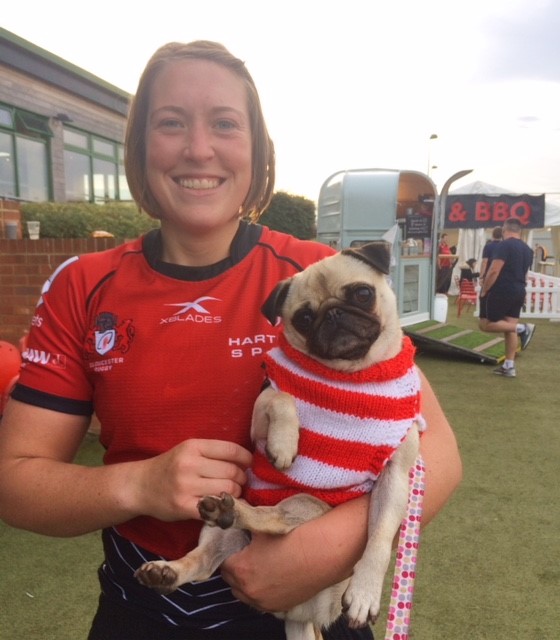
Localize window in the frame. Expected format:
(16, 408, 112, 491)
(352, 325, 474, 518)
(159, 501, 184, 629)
(0, 106, 13, 128)
(402, 264, 420, 314)
(0, 131, 16, 197)
(63, 128, 130, 203)
(93, 157, 116, 202)
(63, 128, 88, 149)
(117, 145, 131, 200)
(0, 104, 51, 201)
(64, 150, 91, 201)
(16, 111, 53, 137)
(17, 137, 49, 201)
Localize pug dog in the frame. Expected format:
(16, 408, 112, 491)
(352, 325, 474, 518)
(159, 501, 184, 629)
(135, 241, 425, 640)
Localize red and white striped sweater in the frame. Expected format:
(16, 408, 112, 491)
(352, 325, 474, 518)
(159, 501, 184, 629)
(245, 334, 425, 507)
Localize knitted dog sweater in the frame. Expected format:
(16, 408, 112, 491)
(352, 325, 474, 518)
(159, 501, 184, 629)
(245, 334, 425, 507)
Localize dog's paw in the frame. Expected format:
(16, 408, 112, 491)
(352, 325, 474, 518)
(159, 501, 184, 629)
(198, 493, 236, 529)
(341, 585, 380, 629)
(134, 561, 180, 595)
(265, 443, 296, 471)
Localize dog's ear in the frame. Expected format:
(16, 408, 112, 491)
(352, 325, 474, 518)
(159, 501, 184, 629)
(261, 279, 292, 325)
(342, 241, 391, 275)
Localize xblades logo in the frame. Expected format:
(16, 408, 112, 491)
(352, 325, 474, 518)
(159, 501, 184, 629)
(165, 296, 220, 315)
(161, 297, 222, 325)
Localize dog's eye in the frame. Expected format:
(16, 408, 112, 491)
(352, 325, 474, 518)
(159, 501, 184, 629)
(351, 285, 374, 305)
(292, 308, 315, 335)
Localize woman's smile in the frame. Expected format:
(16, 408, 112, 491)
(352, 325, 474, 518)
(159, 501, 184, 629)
(174, 176, 224, 190)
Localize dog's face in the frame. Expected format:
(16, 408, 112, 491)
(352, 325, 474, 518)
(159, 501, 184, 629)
(262, 241, 402, 372)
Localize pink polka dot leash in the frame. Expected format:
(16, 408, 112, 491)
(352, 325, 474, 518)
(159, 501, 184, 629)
(384, 456, 426, 640)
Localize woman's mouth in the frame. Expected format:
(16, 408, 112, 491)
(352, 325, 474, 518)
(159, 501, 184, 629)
(175, 177, 223, 190)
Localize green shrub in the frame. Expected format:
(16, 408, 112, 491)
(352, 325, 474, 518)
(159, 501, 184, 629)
(20, 202, 160, 239)
(259, 191, 316, 240)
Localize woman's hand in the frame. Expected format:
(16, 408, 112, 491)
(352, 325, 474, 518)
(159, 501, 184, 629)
(0, 400, 252, 535)
(130, 438, 253, 522)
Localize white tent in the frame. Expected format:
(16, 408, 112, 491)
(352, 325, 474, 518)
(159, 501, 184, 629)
(544, 194, 560, 227)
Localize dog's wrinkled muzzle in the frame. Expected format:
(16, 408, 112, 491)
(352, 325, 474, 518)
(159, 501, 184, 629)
(309, 307, 381, 361)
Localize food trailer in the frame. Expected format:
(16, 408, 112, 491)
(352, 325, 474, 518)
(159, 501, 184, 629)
(316, 168, 471, 325)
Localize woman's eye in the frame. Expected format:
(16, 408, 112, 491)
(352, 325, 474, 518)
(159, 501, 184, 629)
(215, 119, 237, 131)
(158, 118, 183, 129)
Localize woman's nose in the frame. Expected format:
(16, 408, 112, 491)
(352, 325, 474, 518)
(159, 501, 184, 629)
(184, 123, 214, 161)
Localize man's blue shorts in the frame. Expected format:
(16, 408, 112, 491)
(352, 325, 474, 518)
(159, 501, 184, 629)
(479, 290, 525, 322)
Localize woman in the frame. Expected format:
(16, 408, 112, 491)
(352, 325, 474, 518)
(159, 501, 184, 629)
(436, 233, 454, 294)
(0, 41, 462, 639)
(459, 258, 480, 283)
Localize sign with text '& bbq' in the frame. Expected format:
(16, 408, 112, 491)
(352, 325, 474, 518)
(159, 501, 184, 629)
(444, 194, 545, 229)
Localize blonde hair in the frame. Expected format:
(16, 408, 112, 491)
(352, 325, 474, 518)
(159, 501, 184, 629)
(125, 41, 275, 221)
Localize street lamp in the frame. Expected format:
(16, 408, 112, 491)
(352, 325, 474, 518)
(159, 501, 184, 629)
(427, 134, 438, 176)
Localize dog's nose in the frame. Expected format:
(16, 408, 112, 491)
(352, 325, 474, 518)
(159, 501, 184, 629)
(325, 308, 342, 325)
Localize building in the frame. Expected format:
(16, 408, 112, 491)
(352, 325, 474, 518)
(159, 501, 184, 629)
(0, 28, 131, 344)
(0, 27, 131, 206)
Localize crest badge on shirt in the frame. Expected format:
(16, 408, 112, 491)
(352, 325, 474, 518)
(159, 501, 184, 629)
(84, 312, 135, 368)
(95, 329, 116, 355)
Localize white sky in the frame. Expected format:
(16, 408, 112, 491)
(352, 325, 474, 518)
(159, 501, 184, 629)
(4, 0, 560, 201)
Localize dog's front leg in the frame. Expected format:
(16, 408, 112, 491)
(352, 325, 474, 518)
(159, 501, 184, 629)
(251, 386, 300, 470)
(135, 525, 249, 594)
(342, 425, 420, 628)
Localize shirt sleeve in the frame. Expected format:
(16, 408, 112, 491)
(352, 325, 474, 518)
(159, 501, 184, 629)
(12, 256, 94, 415)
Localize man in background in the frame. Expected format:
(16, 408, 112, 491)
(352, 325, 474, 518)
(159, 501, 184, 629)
(480, 225, 503, 283)
(478, 218, 535, 378)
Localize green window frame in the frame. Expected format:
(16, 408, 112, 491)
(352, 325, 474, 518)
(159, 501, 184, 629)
(63, 127, 131, 203)
(0, 103, 52, 201)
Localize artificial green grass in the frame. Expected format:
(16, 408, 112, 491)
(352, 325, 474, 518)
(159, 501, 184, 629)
(405, 302, 509, 361)
(410, 322, 507, 360)
(410, 313, 560, 639)
(1, 313, 558, 639)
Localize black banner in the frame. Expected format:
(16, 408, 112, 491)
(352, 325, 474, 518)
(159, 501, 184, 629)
(444, 194, 545, 229)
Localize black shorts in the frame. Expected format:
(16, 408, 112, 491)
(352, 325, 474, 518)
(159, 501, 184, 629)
(87, 593, 375, 640)
(479, 290, 525, 322)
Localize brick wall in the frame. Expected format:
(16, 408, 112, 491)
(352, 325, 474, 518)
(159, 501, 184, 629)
(0, 199, 23, 239)
(0, 237, 119, 346)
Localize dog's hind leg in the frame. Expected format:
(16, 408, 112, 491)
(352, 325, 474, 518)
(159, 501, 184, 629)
(284, 620, 323, 640)
(135, 525, 249, 594)
(342, 425, 420, 628)
(199, 492, 331, 535)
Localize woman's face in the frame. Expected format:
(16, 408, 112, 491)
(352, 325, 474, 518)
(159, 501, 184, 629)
(145, 59, 252, 234)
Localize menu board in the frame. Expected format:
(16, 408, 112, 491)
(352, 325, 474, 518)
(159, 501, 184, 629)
(405, 214, 431, 239)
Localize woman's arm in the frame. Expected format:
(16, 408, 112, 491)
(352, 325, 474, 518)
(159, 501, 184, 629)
(416, 369, 463, 524)
(0, 400, 252, 536)
(220, 368, 462, 612)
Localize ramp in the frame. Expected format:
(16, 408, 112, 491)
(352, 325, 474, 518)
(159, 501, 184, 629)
(404, 320, 506, 364)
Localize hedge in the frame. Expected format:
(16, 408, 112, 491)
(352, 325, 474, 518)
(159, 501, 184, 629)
(20, 202, 160, 239)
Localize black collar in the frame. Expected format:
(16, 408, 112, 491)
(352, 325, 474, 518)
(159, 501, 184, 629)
(142, 221, 263, 282)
